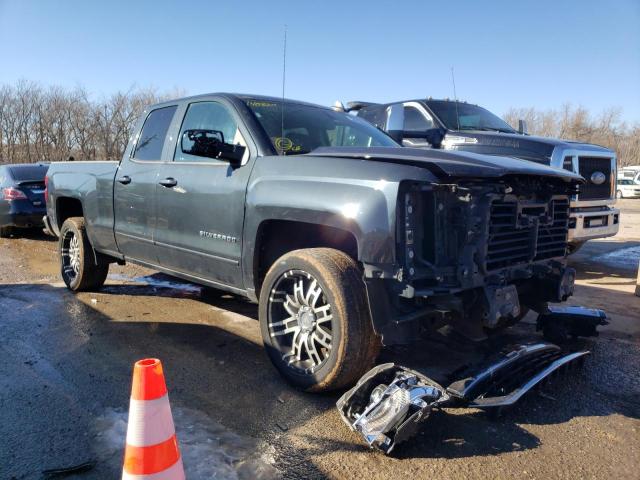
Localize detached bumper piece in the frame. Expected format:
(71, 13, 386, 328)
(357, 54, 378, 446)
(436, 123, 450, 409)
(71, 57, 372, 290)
(536, 306, 608, 343)
(338, 342, 590, 454)
(446, 342, 590, 408)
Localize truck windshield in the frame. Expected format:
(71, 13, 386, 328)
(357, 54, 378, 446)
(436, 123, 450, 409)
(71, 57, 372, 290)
(243, 98, 398, 155)
(426, 100, 516, 133)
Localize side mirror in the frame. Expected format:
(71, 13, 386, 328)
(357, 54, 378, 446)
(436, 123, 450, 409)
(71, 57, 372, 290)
(181, 129, 245, 167)
(385, 104, 405, 143)
(518, 119, 528, 135)
(401, 128, 445, 149)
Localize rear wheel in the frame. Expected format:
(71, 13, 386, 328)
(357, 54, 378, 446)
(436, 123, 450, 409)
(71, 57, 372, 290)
(59, 217, 109, 291)
(259, 248, 380, 392)
(0, 226, 12, 238)
(616, 190, 623, 199)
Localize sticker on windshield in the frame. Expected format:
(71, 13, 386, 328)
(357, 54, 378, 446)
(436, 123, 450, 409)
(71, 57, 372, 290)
(247, 100, 277, 108)
(274, 137, 302, 153)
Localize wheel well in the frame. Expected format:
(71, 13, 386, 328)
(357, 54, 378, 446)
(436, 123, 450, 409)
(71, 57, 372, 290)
(254, 220, 358, 294)
(55, 197, 84, 229)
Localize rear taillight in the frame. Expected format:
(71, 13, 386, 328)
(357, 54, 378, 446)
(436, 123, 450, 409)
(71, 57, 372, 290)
(44, 176, 49, 204)
(2, 187, 27, 200)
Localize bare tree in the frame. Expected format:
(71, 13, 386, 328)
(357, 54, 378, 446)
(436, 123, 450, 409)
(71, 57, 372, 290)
(1, 79, 637, 167)
(504, 104, 639, 167)
(0, 80, 175, 164)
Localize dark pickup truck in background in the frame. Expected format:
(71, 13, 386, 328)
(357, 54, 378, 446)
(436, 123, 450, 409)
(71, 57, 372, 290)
(0, 163, 49, 237)
(350, 99, 619, 252)
(45, 93, 582, 391)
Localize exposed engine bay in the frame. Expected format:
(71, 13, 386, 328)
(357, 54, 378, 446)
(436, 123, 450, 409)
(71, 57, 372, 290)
(369, 175, 582, 344)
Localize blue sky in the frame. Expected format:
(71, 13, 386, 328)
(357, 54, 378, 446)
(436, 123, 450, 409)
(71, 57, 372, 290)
(1, 0, 638, 121)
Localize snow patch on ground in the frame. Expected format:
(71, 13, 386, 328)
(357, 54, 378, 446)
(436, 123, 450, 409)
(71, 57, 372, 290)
(108, 273, 202, 294)
(593, 245, 640, 269)
(94, 407, 278, 479)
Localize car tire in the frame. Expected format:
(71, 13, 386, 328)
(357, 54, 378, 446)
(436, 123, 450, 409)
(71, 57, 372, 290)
(0, 226, 12, 238)
(59, 217, 109, 291)
(259, 248, 381, 392)
(616, 190, 623, 199)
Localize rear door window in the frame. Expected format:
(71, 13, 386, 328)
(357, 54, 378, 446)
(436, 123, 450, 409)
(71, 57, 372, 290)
(133, 106, 177, 161)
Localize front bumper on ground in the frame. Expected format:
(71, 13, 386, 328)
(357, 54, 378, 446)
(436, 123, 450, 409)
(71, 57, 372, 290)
(337, 344, 591, 454)
(568, 206, 619, 242)
(338, 303, 608, 454)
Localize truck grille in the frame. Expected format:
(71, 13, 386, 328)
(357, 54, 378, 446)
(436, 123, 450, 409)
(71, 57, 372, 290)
(485, 198, 569, 271)
(577, 156, 612, 200)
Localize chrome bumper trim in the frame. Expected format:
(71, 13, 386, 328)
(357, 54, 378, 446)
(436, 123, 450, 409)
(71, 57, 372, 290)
(568, 207, 619, 242)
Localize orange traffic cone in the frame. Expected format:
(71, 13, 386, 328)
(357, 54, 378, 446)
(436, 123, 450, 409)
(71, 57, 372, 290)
(122, 358, 185, 480)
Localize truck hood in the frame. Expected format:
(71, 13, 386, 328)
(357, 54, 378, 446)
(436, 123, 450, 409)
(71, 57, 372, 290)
(309, 147, 584, 183)
(444, 131, 613, 163)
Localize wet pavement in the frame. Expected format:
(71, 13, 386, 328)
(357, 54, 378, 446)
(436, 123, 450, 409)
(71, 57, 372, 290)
(1, 201, 639, 479)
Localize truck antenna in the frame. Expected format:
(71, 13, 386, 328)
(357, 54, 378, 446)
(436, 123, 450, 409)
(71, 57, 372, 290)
(451, 67, 460, 131)
(280, 25, 287, 155)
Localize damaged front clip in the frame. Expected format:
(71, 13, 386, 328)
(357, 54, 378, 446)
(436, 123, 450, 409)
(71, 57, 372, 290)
(337, 342, 590, 454)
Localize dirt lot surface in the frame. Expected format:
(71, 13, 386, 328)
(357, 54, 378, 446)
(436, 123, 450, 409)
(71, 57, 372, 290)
(1, 201, 639, 479)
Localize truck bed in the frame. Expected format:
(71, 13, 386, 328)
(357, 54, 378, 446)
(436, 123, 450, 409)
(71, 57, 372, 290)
(46, 161, 119, 253)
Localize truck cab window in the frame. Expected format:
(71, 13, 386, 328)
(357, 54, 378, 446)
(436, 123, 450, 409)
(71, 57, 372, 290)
(133, 106, 177, 161)
(175, 101, 248, 164)
(243, 98, 398, 154)
(404, 106, 434, 132)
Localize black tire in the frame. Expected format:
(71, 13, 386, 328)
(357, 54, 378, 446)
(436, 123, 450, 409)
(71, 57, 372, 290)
(59, 217, 109, 291)
(0, 226, 12, 238)
(259, 248, 381, 392)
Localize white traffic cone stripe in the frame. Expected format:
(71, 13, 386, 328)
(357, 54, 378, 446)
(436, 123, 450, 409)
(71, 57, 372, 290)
(122, 457, 185, 480)
(126, 394, 176, 447)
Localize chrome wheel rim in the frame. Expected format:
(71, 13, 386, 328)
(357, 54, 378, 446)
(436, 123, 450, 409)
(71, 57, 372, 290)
(62, 231, 80, 279)
(267, 269, 333, 374)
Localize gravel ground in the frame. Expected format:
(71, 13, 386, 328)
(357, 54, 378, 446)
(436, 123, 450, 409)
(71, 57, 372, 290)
(0, 201, 639, 479)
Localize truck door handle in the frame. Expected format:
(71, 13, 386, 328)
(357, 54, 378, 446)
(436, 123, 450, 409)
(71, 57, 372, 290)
(159, 177, 178, 188)
(117, 175, 131, 185)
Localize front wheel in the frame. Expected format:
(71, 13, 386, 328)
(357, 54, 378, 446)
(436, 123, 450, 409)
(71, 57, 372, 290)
(59, 217, 109, 291)
(616, 190, 623, 199)
(259, 248, 381, 392)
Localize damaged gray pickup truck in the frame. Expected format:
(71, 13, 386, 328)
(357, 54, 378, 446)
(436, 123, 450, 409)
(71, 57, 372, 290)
(45, 93, 587, 396)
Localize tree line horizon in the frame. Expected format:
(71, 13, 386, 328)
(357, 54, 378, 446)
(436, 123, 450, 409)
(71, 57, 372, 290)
(1, 80, 638, 167)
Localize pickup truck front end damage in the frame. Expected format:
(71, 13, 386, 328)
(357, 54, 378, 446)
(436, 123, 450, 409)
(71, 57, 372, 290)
(365, 172, 581, 344)
(337, 342, 591, 454)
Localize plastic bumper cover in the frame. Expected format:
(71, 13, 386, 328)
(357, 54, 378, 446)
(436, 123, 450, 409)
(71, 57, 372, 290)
(338, 342, 592, 454)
